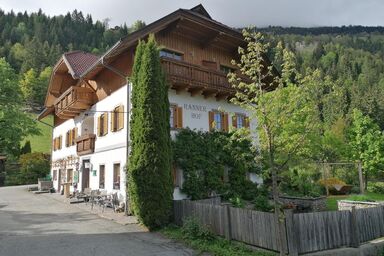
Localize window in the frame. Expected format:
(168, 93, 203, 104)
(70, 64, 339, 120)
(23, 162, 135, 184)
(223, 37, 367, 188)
(99, 165, 105, 189)
(113, 163, 120, 190)
(111, 105, 124, 132)
(170, 104, 183, 129)
(97, 113, 108, 136)
(53, 136, 62, 151)
(220, 65, 235, 74)
(67, 169, 73, 183)
(209, 111, 229, 132)
(232, 114, 250, 129)
(65, 131, 71, 147)
(160, 49, 183, 60)
(53, 170, 57, 181)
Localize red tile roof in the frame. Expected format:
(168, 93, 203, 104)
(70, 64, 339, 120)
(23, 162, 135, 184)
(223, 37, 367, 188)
(63, 51, 99, 78)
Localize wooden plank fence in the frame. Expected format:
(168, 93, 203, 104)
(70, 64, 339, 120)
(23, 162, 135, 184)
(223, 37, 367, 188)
(173, 200, 384, 255)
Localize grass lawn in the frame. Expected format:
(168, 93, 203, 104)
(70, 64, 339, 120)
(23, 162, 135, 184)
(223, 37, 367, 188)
(23, 113, 53, 153)
(160, 225, 274, 256)
(326, 192, 384, 211)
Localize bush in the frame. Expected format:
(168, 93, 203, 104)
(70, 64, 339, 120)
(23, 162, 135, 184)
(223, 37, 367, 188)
(229, 196, 245, 208)
(253, 195, 274, 212)
(348, 194, 375, 202)
(280, 167, 324, 198)
(181, 217, 214, 241)
(350, 186, 361, 194)
(18, 153, 50, 184)
(368, 182, 384, 194)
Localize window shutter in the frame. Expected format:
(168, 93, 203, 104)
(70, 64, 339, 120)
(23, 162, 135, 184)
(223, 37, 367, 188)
(103, 113, 108, 135)
(53, 138, 56, 151)
(245, 116, 250, 128)
(111, 110, 115, 132)
(73, 127, 78, 145)
(177, 106, 183, 128)
(223, 113, 229, 132)
(118, 105, 124, 130)
(97, 116, 101, 136)
(65, 131, 69, 147)
(208, 111, 214, 131)
(172, 106, 177, 128)
(232, 115, 237, 128)
(58, 135, 62, 149)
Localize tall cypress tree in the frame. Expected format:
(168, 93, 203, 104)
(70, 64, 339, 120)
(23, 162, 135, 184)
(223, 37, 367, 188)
(128, 35, 173, 229)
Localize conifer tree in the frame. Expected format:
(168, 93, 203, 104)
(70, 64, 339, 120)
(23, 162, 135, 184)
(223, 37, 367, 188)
(128, 35, 173, 229)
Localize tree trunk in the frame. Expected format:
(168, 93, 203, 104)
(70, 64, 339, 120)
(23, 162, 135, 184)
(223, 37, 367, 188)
(364, 171, 368, 191)
(271, 165, 285, 255)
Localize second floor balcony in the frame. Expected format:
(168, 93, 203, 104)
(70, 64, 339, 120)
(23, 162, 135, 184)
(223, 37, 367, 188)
(161, 57, 235, 100)
(54, 86, 96, 120)
(76, 134, 96, 156)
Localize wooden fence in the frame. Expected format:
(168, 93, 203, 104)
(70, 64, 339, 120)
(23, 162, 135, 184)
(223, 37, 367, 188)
(173, 199, 384, 255)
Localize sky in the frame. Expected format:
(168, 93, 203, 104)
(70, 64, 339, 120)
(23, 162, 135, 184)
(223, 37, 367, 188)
(1, 0, 384, 28)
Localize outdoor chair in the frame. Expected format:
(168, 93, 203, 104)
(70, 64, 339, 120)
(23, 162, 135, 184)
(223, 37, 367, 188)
(101, 193, 119, 213)
(89, 190, 101, 209)
(77, 187, 91, 202)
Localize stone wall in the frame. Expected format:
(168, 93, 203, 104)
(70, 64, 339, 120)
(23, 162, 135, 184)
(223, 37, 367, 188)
(38, 179, 53, 191)
(337, 200, 384, 211)
(280, 195, 327, 212)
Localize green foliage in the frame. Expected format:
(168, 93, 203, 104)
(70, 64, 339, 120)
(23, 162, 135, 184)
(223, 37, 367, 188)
(368, 182, 384, 194)
(0, 58, 39, 157)
(161, 224, 273, 256)
(229, 196, 245, 208)
(348, 109, 384, 185)
(347, 194, 374, 202)
(172, 128, 260, 200)
(20, 141, 31, 154)
(253, 195, 274, 212)
(280, 167, 324, 197)
(181, 217, 214, 241)
(128, 35, 173, 229)
(12, 152, 50, 185)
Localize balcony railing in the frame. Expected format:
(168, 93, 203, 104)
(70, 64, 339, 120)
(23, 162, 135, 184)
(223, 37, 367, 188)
(54, 86, 96, 119)
(76, 134, 96, 156)
(161, 57, 235, 95)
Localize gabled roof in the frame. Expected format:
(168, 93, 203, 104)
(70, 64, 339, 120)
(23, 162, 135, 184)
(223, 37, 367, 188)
(82, 5, 244, 79)
(189, 4, 212, 19)
(63, 51, 99, 79)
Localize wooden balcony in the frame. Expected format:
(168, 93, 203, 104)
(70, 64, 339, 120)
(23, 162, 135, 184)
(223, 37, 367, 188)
(161, 57, 235, 100)
(54, 86, 96, 119)
(76, 134, 96, 156)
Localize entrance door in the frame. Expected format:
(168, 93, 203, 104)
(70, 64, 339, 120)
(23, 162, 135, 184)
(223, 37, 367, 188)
(82, 160, 90, 191)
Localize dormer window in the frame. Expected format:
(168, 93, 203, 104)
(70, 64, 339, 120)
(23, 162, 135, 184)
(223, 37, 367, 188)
(160, 49, 183, 60)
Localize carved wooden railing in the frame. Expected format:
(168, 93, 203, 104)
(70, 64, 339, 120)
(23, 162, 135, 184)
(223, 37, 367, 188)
(54, 86, 96, 119)
(76, 134, 96, 156)
(161, 57, 235, 93)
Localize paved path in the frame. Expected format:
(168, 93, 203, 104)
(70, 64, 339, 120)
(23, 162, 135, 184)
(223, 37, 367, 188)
(0, 185, 194, 256)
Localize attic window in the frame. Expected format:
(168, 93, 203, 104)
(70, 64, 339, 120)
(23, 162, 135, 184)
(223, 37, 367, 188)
(160, 49, 183, 60)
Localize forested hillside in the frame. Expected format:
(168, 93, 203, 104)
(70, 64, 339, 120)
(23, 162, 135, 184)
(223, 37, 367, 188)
(0, 9, 144, 107)
(257, 27, 384, 130)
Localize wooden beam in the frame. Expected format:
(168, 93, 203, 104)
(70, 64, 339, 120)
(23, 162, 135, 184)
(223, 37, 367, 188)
(202, 89, 218, 99)
(216, 92, 229, 101)
(173, 84, 188, 95)
(188, 87, 204, 97)
(201, 32, 223, 49)
(158, 18, 182, 37)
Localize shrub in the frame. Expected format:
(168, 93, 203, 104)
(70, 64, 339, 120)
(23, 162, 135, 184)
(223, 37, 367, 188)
(18, 152, 50, 184)
(253, 195, 274, 212)
(368, 182, 384, 194)
(280, 167, 324, 198)
(350, 186, 361, 194)
(181, 217, 214, 241)
(229, 196, 245, 208)
(128, 36, 173, 229)
(348, 194, 375, 202)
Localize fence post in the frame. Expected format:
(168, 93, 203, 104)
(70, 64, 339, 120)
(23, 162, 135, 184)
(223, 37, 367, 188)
(350, 206, 360, 248)
(284, 209, 298, 256)
(223, 203, 232, 240)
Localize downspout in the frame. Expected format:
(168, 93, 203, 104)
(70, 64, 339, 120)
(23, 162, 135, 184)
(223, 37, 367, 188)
(99, 57, 131, 215)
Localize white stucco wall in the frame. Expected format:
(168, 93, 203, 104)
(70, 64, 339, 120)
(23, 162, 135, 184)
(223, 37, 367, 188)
(50, 84, 262, 201)
(51, 85, 128, 199)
